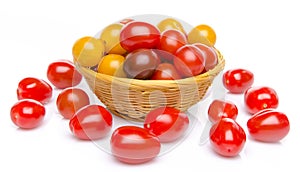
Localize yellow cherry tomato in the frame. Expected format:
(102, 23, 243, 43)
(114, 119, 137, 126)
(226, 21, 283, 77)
(99, 23, 127, 55)
(72, 36, 105, 67)
(187, 24, 217, 46)
(157, 18, 186, 34)
(97, 54, 125, 76)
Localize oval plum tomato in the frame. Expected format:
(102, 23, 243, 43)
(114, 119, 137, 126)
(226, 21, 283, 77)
(244, 86, 279, 114)
(210, 118, 246, 157)
(144, 107, 189, 142)
(69, 105, 113, 140)
(47, 60, 82, 89)
(208, 99, 238, 123)
(151, 63, 181, 80)
(120, 21, 160, 52)
(174, 44, 205, 77)
(193, 43, 218, 71)
(56, 88, 90, 119)
(188, 24, 217, 46)
(223, 69, 254, 94)
(10, 99, 46, 129)
(157, 18, 186, 34)
(97, 54, 125, 76)
(17, 77, 53, 104)
(123, 49, 160, 79)
(158, 29, 187, 55)
(247, 109, 290, 142)
(110, 126, 161, 164)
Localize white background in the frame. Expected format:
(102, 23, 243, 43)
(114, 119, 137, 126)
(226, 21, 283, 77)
(1, 0, 299, 171)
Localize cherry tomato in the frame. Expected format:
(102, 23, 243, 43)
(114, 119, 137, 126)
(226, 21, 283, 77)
(144, 107, 189, 142)
(10, 99, 46, 129)
(210, 118, 246, 157)
(120, 21, 160, 52)
(158, 29, 187, 55)
(244, 86, 279, 114)
(208, 99, 238, 123)
(123, 49, 160, 79)
(72, 36, 105, 67)
(17, 77, 53, 104)
(193, 43, 218, 71)
(47, 60, 82, 89)
(150, 63, 181, 80)
(97, 54, 125, 76)
(223, 69, 254, 94)
(157, 18, 186, 34)
(56, 88, 90, 119)
(247, 109, 289, 142)
(173, 45, 205, 77)
(110, 126, 161, 164)
(69, 105, 113, 140)
(188, 24, 217, 46)
(99, 23, 127, 54)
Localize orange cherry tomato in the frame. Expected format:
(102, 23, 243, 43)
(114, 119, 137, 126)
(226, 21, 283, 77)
(188, 24, 217, 46)
(97, 54, 125, 76)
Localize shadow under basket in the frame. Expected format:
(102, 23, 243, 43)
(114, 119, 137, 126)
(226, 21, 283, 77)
(77, 50, 225, 122)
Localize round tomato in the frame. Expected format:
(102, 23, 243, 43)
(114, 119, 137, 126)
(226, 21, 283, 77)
(69, 105, 113, 140)
(17, 77, 53, 104)
(97, 54, 125, 76)
(151, 63, 181, 80)
(223, 69, 254, 94)
(10, 99, 46, 129)
(47, 60, 82, 89)
(110, 126, 161, 164)
(120, 21, 160, 52)
(157, 18, 186, 34)
(208, 99, 238, 123)
(144, 107, 189, 142)
(123, 49, 160, 79)
(244, 86, 279, 114)
(173, 44, 205, 77)
(247, 109, 290, 142)
(210, 118, 246, 157)
(56, 88, 90, 119)
(158, 29, 187, 55)
(193, 43, 218, 71)
(188, 24, 217, 46)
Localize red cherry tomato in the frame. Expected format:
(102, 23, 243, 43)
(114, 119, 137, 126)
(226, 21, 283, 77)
(210, 118, 246, 157)
(17, 77, 53, 104)
(193, 43, 218, 71)
(144, 107, 189, 142)
(10, 99, 46, 129)
(151, 63, 181, 80)
(110, 126, 161, 164)
(47, 60, 82, 89)
(208, 99, 238, 123)
(173, 45, 205, 77)
(56, 88, 90, 119)
(120, 21, 160, 52)
(244, 86, 279, 114)
(223, 69, 254, 94)
(158, 29, 187, 55)
(69, 105, 113, 140)
(247, 109, 290, 142)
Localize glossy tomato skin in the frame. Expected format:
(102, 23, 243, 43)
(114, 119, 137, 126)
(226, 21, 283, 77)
(208, 99, 238, 123)
(223, 69, 254, 94)
(110, 126, 161, 164)
(247, 109, 290, 142)
(157, 18, 186, 34)
(69, 105, 113, 140)
(144, 107, 189, 142)
(210, 118, 246, 157)
(188, 24, 217, 46)
(56, 88, 90, 119)
(17, 77, 53, 104)
(174, 45, 205, 77)
(244, 86, 279, 114)
(47, 60, 82, 89)
(120, 21, 160, 52)
(158, 29, 187, 55)
(193, 43, 218, 71)
(151, 63, 181, 80)
(10, 99, 46, 129)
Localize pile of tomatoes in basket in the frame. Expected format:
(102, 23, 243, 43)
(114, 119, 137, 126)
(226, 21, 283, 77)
(72, 18, 218, 80)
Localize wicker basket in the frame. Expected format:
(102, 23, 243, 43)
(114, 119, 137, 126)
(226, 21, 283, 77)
(77, 50, 225, 122)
